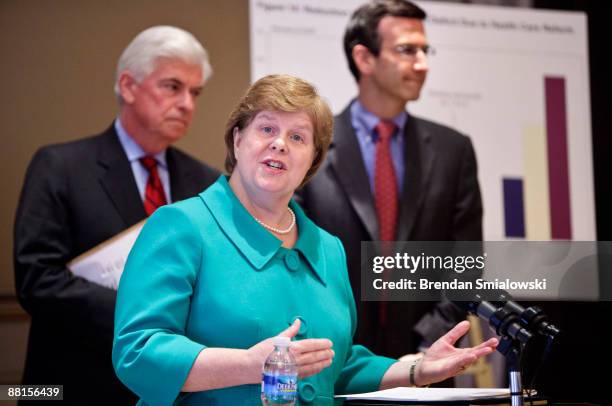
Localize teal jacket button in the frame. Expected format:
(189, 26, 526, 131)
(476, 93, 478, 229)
(285, 251, 299, 271)
(298, 382, 316, 403)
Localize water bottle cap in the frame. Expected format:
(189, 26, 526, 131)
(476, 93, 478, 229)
(273, 336, 291, 347)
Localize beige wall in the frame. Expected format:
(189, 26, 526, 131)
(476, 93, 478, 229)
(0, 0, 250, 296)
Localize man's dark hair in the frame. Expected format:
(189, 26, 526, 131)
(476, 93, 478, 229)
(344, 0, 426, 81)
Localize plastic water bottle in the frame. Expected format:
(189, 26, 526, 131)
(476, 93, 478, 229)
(261, 336, 298, 405)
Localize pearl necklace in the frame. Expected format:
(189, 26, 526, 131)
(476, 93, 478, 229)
(254, 207, 296, 235)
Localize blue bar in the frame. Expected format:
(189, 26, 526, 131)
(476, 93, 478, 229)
(503, 178, 525, 238)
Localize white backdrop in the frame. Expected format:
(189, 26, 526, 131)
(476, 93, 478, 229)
(250, 0, 595, 243)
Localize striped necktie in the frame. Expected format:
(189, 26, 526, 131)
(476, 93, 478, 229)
(374, 120, 398, 328)
(139, 156, 167, 216)
(374, 120, 398, 241)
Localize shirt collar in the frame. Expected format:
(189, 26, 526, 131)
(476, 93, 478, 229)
(199, 176, 327, 285)
(114, 118, 167, 168)
(351, 99, 408, 141)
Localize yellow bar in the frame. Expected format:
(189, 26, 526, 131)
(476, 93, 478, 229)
(523, 125, 551, 240)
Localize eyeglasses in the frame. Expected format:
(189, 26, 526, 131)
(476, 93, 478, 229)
(391, 44, 434, 58)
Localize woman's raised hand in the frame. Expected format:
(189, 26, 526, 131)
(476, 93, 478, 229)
(416, 320, 498, 386)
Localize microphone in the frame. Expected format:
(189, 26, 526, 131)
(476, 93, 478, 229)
(491, 290, 561, 339)
(453, 292, 532, 344)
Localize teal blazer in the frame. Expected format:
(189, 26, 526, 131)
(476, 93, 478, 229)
(113, 176, 396, 405)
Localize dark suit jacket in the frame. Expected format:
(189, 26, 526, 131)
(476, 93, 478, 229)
(298, 103, 482, 358)
(13, 125, 219, 404)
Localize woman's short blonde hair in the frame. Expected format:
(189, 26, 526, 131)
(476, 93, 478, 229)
(224, 74, 333, 187)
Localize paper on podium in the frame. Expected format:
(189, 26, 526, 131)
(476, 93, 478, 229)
(67, 220, 146, 290)
(336, 387, 534, 402)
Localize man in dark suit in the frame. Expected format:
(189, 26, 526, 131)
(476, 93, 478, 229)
(13, 26, 219, 404)
(299, 0, 482, 359)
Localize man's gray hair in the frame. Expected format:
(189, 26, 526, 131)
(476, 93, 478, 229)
(114, 25, 213, 100)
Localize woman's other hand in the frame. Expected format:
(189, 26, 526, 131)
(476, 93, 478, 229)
(416, 320, 498, 386)
(247, 319, 335, 379)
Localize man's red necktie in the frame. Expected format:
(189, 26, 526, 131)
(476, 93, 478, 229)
(375, 120, 398, 241)
(139, 156, 167, 216)
(374, 120, 398, 328)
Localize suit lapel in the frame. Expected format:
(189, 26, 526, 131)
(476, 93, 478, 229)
(167, 148, 196, 202)
(97, 125, 147, 226)
(397, 116, 435, 240)
(329, 105, 379, 240)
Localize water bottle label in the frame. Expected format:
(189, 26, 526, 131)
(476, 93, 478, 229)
(261, 373, 297, 402)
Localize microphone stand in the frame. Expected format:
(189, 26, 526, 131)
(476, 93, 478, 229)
(455, 292, 561, 406)
(482, 306, 560, 406)
(468, 300, 532, 406)
(493, 301, 561, 406)
(497, 336, 524, 406)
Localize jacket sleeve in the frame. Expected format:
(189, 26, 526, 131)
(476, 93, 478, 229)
(13, 147, 116, 336)
(113, 205, 206, 406)
(332, 237, 397, 395)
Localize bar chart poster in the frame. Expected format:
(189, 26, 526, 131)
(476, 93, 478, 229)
(250, 0, 595, 241)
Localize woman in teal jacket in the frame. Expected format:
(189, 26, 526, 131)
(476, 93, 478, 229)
(113, 75, 497, 405)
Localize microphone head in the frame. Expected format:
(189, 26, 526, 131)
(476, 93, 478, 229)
(452, 300, 473, 312)
(542, 322, 561, 339)
(450, 291, 486, 314)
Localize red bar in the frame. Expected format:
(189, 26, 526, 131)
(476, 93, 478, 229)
(545, 76, 572, 239)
